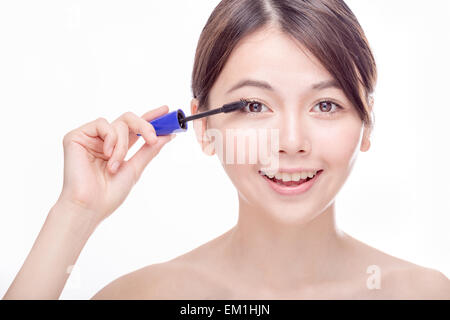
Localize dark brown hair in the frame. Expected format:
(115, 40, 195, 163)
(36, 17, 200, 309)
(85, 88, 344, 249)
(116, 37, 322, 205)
(191, 0, 377, 128)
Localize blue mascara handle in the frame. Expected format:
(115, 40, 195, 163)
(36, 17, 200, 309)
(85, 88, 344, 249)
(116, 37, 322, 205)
(137, 109, 188, 136)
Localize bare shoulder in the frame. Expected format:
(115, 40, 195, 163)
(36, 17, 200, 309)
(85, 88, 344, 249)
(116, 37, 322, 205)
(342, 233, 450, 299)
(91, 231, 233, 300)
(90, 262, 178, 299)
(383, 265, 450, 299)
(91, 255, 229, 299)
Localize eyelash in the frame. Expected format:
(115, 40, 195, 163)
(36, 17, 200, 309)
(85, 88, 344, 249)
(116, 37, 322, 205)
(239, 97, 344, 116)
(239, 98, 270, 113)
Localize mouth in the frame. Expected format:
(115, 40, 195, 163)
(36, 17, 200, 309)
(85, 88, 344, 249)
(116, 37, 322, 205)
(258, 169, 324, 196)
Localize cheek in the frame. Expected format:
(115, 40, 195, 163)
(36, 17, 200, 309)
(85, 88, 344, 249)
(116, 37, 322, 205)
(219, 132, 256, 198)
(211, 117, 273, 166)
(213, 124, 266, 192)
(314, 119, 363, 168)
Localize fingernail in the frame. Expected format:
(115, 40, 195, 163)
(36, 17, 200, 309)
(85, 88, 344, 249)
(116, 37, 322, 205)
(111, 161, 120, 173)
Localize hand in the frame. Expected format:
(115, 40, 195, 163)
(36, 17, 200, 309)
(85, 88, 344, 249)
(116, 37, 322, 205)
(57, 105, 176, 226)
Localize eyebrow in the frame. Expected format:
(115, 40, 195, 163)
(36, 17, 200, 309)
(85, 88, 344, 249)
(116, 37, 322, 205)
(226, 78, 341, 94)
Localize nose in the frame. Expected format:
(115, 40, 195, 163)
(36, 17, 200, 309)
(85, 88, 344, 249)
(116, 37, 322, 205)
(278, 111, 311, 156)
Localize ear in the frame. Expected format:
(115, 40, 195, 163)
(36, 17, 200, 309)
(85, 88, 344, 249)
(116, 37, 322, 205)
(360, 125, 371, 152)
(191, 98, 215, 156)
(360, 96, 374, 152)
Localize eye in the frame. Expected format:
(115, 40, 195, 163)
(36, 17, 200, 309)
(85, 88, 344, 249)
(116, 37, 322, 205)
(241, 99, 270, 113)
(312, 100, 343, 115)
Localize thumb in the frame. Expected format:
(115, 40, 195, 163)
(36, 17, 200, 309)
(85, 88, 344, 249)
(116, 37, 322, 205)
(125, 134, 175, 183)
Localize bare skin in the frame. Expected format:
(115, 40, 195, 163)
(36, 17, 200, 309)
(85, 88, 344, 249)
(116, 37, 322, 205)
(4, 25, 449, 300)
(91, 212, 450, 300)
(3, 106, 176, 299)
(92, 25, 450, 300)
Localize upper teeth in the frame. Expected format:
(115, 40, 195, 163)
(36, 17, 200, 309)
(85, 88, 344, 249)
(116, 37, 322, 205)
(260, 170, 318, 182)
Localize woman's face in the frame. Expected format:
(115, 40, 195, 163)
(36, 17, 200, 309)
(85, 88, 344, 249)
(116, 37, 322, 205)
(191, 26, 371, 225)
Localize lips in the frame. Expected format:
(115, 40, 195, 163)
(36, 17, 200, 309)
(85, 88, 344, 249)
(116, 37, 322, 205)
(259, 169, 323, 196)
(260, 171, 316, 186)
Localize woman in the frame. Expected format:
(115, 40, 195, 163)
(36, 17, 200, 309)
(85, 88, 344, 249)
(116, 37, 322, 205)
(4, 0, 449, 299)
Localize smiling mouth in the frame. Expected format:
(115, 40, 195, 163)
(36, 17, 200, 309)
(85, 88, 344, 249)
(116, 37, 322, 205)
(258, 169, 324, 187)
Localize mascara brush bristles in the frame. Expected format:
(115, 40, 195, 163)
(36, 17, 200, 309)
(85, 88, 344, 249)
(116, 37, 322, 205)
(181, 99, 249, 123)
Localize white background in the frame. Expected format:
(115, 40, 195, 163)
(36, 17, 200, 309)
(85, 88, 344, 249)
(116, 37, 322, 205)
(0, 0, 448, 299)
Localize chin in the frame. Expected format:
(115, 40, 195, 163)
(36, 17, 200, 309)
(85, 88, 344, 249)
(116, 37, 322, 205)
(262, 201, 325, 226)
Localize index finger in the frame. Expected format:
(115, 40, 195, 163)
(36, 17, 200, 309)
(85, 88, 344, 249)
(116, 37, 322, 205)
(141, 105, 169, 121)
(128, 105, 170, 149)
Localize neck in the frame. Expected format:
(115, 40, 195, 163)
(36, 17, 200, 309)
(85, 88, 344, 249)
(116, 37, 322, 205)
(223, 196, 347, 291)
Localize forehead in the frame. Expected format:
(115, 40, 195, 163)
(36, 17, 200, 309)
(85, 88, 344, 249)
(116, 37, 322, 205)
(212, 26, 334, 96)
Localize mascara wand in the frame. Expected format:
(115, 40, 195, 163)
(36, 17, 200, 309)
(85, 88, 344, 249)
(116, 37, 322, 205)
(137, 99, 248, 136)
